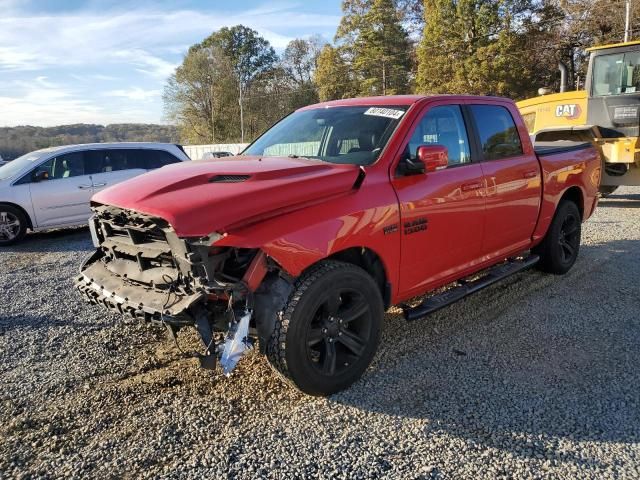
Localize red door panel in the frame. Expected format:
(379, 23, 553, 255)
(466, 103, 541, 261)
(480, 157, 541, 259)
(392, 166, 486, 297)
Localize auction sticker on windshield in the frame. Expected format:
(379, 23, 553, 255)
(364, 107, 405, 120)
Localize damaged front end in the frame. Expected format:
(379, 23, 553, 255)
(75, 204, 292, 373)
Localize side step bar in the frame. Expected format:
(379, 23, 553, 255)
(402, 254, 539, 322)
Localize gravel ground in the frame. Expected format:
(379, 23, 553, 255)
(1, 188, 639, 479)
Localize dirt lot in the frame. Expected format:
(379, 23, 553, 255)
(1, 188, 639, 479)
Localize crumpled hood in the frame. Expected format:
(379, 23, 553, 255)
(92, 156, 361, 237)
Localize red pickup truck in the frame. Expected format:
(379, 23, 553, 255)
(76, 95, 600, 395)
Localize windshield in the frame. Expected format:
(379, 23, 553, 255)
(0, 150, 50, 181)
(592, 50, 640, 96)
(243, 106, 407, 166)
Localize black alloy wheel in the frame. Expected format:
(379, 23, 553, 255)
(267, 261, 383, 396)
(305, 287, 372, 377)
(534, 200, 582, 274)
(557, 212, 580, 265)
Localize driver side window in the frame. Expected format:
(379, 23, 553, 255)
(37, 152, 87, 180)
(407, 105, 471, 166)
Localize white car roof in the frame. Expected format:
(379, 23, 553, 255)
(31, 142, 182, 155)
(1, 142, 189, 184)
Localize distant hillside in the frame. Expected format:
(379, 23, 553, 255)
(0, 124, 180, 160)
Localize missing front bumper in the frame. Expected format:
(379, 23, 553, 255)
(75, 205, 272, 375)
(76, 252, 204, 324)
(75, 251, 257, 374)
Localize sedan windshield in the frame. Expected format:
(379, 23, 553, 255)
(243, 106, 407, 166)
(0, 150, 50, 181)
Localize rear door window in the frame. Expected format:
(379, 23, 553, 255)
(143, 150, 182, 169)
(469, 105, 523, 160)
(86, 149, 145, 174)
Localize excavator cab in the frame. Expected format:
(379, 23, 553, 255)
(587, 42, 640, 181)
(518, 40, 640, 192)
(587, 42, 640, 138)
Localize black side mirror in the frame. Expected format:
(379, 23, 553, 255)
(397, 157, 425, 176)
(32, 170, 50, 182)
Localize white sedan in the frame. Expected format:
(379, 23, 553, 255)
(0, 143, 190, 245)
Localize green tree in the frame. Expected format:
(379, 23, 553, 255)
(416, 0, 544, 98)
(163, 45, 238, 143)
(316, 0, 412, 100)
(165, 25, 280, 143)
(314, 44, 354, 101)
(356, 0, 413, 95)
(415, 0, 457, 94)
(196, 25, 278, 141)
(416, 0, 639, 100)
(165, 28, 329, 144)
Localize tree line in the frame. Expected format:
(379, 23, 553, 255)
(0, 124, 179, 160)
(165, 0, 639, 145)
(5, 0, 635, 159)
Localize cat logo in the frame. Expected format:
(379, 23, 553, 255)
(555, 104, 581, 119)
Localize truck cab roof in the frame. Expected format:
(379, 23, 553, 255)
(302, 94, 516, 110)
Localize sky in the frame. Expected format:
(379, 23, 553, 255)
(0, 0, 342, 127)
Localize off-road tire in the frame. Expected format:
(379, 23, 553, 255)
(0, 205, 27, 246)
(266, 260, 383, 396)
(533, 200, 581, 274)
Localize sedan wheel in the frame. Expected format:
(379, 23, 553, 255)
(0, 207, 27, 246)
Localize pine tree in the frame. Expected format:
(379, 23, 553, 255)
(315, 0, 412, 100)
(314, 45, 354, 101)
(416, 0, 558, 99)
(415, 0, 457, 94)
(356, 0, 413, 95)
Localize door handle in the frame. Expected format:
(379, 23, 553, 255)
(461, 181, 483, 192)
(78, 184, 92, 190)
(523, 170, 538, 179)
(93, 182, 107, 187)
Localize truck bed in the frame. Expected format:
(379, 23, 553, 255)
(530, 139, 600, 245)
(534, 140, 593, 156)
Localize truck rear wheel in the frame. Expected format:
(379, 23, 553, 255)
(266, 260, 383, 396)
(533, 200, 581, 274)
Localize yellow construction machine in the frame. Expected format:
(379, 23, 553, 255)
(518, 40, 640, 195)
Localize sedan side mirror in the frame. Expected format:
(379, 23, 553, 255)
(417, 145, 448, 172)
(32, 170, 50, 182)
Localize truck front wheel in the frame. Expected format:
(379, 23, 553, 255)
(266, 260, 383, 396)
(534, 200, 581, 274)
